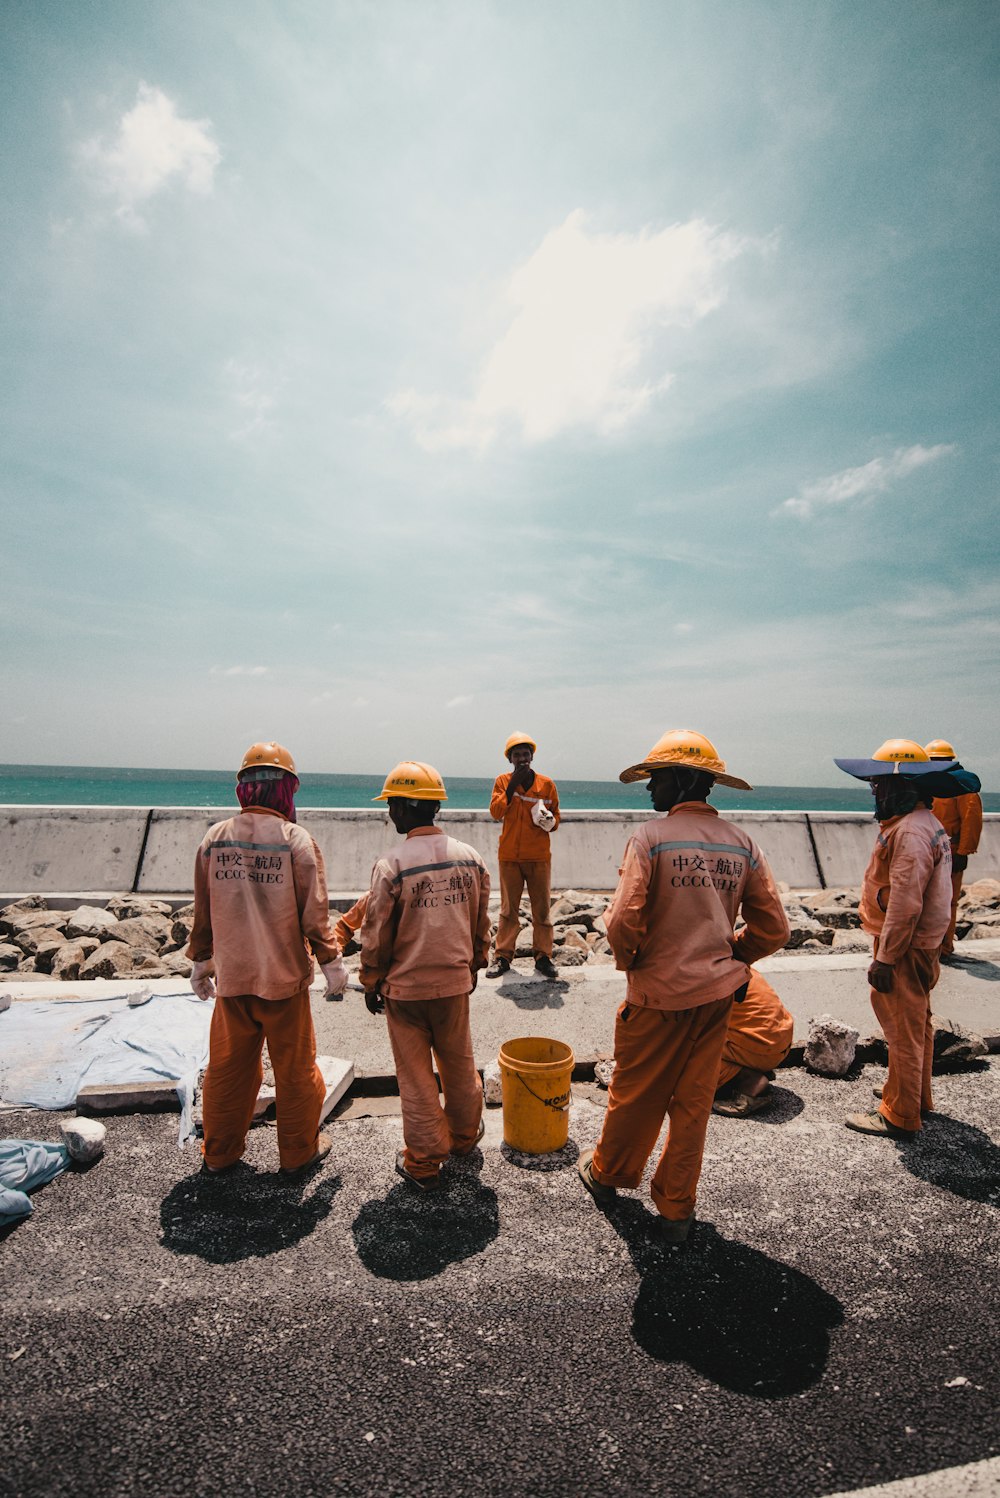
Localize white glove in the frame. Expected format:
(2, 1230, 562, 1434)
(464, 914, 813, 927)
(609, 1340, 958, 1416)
(321, 958, 349, 999)
(190, 960, 216, 1002)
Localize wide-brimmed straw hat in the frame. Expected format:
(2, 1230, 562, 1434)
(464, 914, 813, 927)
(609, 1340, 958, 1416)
(619, 729, 753, 791)
(834, 738, 980, 798)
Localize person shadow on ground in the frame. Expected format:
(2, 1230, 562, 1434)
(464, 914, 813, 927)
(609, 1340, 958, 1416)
(604, 1200, 844, 1398)
(159, 1164, 341, 1263)
(352, 1153, 499, 1281)
(896, 1115, 1000, 1207)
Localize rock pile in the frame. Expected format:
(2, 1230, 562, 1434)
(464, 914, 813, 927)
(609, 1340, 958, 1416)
(0, 895, 196, 982)
(1, 877, 998, 984)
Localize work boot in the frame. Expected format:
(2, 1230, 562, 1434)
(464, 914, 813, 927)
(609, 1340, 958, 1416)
(395, 1152, 443, 1192)
(578, 1148, 617, 1206)
(534, 955, 559, 981)
(486, 957, 511, 979)
(845, 1111, 916, 1138)
(280, 1132, 332, 1179)
(657, 1214, 694, 1246)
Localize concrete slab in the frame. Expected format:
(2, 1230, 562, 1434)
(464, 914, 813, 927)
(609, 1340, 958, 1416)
(0, 806, 149, 894)
(807, 813, 881, 889)
(77, 1079, 180, 1114)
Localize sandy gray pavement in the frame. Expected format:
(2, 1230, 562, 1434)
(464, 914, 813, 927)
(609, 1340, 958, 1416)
(3, 1052, 999, 1498)
(311, 942, 1000, 1076)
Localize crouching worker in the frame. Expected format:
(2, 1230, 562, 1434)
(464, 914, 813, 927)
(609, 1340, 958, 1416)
(579, 731, 790, 1242)
(361, 761, 491, 1192)
(834, 738, 980, 1138)
(712, 969, 794, 1118)
(187, 742, 347, 1178)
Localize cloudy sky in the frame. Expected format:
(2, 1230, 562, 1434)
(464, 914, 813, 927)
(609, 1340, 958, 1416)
(3, 1, 998, 785)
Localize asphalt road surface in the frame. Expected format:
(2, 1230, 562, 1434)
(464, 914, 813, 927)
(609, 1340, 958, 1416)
(3, 1059, 999, 1498)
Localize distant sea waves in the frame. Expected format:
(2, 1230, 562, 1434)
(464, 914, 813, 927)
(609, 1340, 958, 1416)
(0, 764, 946, 813)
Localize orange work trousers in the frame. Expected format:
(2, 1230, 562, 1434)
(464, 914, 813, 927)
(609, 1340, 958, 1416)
(871, 941, 938, 1132)
(942, 869, 964, 955)
(385, 994, 483, 1179)
(717, 976, 794, 1089)
(202, 988, 326, 1172)
(592, 995, 732, 1221)
(495, 860, 553, 959)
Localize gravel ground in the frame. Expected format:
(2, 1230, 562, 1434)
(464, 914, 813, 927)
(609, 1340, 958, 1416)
(2, 1061, 999, 1498)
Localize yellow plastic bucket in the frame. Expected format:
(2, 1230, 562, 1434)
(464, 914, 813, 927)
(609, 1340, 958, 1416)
(498, 1036, 575, 1154)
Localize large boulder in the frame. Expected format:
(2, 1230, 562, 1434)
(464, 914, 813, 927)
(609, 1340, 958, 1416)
(784, 907, 835, 948)
(2, 908, 68, 938)
(831, 930, 870, 954)
(553, 946, 586, 967)
(162, 951, 193, 978)
(932, 1017, 988, 1068)
(32, 936, 70, 972)
(65, 905, 119, 939)
(1, 895, 46, 917)
(804, 1015, 859, 1076)
(59, 1117, 106, 1163)
(812, 905, 862, 930)
(11, 924, 66, 957)
(558, 929, 590, 953)
(50, 938, 100, 980)
(106, 895, 172, 920)
(105, 915, 173, 950)
(964, 879, 1000, 907)
(0, 942, 21, 971)
(79, 942, 141, 979)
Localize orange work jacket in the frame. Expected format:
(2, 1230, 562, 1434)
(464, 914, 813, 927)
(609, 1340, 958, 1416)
(489, 771, 560, 862)
(858, 808, 952, 963)
(187, 805, 340, 1000)
(931, 793, 983, 857)
(604, 801, 789, 1011)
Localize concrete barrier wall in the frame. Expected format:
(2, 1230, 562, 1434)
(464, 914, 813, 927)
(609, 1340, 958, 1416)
(0, 808, 150, 894)
(3, 805, 998, 896)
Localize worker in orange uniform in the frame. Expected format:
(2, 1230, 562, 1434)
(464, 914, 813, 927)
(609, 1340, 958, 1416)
(712, 969, 794, 1118)
(332, 894, 367, 957)
(360, 761, 491, 1192)
(925, 739, 984, 962)
(578, 730, 790, 1243)
(487, 732, 560, 981)
(188, 742, 348, 1178)
(835, 738, 981, 1137)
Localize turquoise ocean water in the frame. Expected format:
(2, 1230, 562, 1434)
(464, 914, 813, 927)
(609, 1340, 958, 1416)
(4, 764, 995, 813)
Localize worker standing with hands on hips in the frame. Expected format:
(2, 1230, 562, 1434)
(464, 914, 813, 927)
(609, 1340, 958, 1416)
(925, 739, 984, 963)
(488, 732, 560, 981)
(578, 730, 789, 1243)
(187, 742, 348, 1178)
(360, 761, 491, 1192)
(835, 738, 980, 1137)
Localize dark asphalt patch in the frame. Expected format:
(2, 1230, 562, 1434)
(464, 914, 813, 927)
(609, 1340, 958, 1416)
(2, 1062, 999, 1498)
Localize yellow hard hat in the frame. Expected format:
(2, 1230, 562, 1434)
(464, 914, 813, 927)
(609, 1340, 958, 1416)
(374, 761, 448, 802)
(238, 741, 297, 778)
(924, 739, 957, 760)
(619, 729, 753, 791)
(504, 732, 537, 760)
(871, 739, 929, 763)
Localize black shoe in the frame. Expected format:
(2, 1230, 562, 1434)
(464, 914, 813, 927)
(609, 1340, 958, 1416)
(578, 1148, 617, 1206)
(486, 957, 511, 979)
(534, 955, 559, 980)
(341, 938, 361, 957)
(395, 1151, 443, 1191)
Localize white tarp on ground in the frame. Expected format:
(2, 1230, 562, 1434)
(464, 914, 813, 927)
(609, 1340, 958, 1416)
(0, 992, 211, 1145)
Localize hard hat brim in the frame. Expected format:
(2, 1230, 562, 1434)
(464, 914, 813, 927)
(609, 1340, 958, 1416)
(618, 759, 753, 792)
(372, 791, 447, 802)
(834, 757, 980, 797)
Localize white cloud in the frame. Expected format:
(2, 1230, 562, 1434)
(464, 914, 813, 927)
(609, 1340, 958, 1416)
(80, 83, 220, 229)
(446, 694, 473, 709)
(224, 359, 281, 441)
(674, 621, 695, 634)
(773, 443, 956, 520)
(388, 211, 751, 449)
(211, 665, 269, 677)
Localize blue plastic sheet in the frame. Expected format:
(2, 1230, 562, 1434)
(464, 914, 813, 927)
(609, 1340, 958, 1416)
(0, 1138, 70, 1225)
(0, 992, 212, 1145)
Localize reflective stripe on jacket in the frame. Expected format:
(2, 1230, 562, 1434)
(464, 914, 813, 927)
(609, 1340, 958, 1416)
(489, 772, 560, 862)
(360, 826, 491, 1000)
(603, 801, 789, 1011)
(187, 806, 339, 1000)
